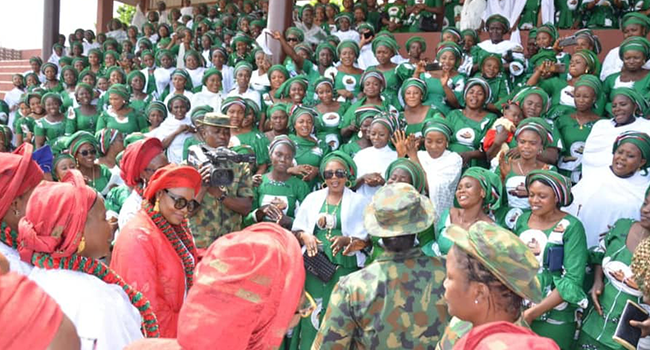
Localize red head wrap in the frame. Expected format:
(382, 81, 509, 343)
(17, 169, 97, 262)
(0, 143, 44, 219)
(176, 223, 305, 350)
(453, 321, 560, 350)
(143, 164, 202, 201)
(120, 137, 165, 187)
(0, 272, 64, 350)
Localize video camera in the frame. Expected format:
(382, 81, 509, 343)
(187, 145, 256, 187)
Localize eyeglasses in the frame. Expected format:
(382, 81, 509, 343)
(164, 189, 200, 212)
(286, 37, 299, 42)
(296, 291, 317, 318)
(79, 149, 97, 157)
(323, 169, 348, 179)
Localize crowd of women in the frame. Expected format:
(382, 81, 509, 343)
(4, 0, 650, 349)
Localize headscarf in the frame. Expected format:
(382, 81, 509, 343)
(574, 74, 602, 97)
(127, 70, 146, 86)
(621, 12, 650, 33)
(334, 12, 353, 25)
(610, 87, 649, 117)
(0, 125, 12, 150)
(400, 77, 427, 103)
(234, 61, 253, 76)
(58, 56, 73, 67)
(221, 96, 248, 114)
(120, 137, 165, 188)
(436, 41, 463, 68)
(529, 50, 557, 68)
(371, 36, 399, 55)
(95, 128, 120, 156)
(202, 67, 222, 87)
(147, 100, 168, 120)
(29, 56, 43, 66)
(0, 144, 43, 219)
(167, 94, 191, 113)
(461, 29, 479, 44)
(360, 69, 386, 91)
(284, 27, 305, 43)
(314, 77, 336, 96)
(103, 50, 120, 62)
(459, 167, 503, 212)
(52, 153, 74, 180)
(441, 26, 462, 42)
(107, 83, 130, 103)
(485, 14, 510, 30)
(143, 164, 202, 201)
(422, 115, 453, 141)
(294, 43, 314, 59)
(406, 36, 427, 52)
(173, 223, 304, 350)
(315, 42, 338, 62)
(288, 106, 317, 133)
(337, 40, 360, 57)
(355, 106, 382, 126)
(66, 130, 98, 155)
(385, 158, 426, 194)
(269, 135, 296, 156)
(574, 29, 602, 54)
(573, 50, 598, 74)
(17, 169, 97, 262)
(268, 65, 289, 80)
(0, 272, 64, 350)
(513, 86, 550, 114)
(525, 170, 573, 207)
(268, 102, 289, 117)
(536, 23, 558, 42)
(612, 131, 650, 172)
(299, 4, 314, 20)
(184, 50, 204, 66)
(464, 77, 492, 107)
(619, 36, 650, 60)
(357, 22, 375, 35)
(41, 92, 63, 107)
(515, 117, 553, 149)
(59, 65, 78, 82)
(171, 68, 194, 90)
(320, 150, 357, 183)
(41, 62, 58, 75)
(190, 105, 214, 125)
(370, 113, 397, 135)
(275, 75, 309, 99)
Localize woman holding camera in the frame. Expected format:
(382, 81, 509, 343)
(291, 151, 369, 350)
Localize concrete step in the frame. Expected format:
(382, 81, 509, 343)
(0, 59, 30, 66)
(0, 82, 14, 91)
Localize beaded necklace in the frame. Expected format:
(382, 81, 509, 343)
(143, 200, 197, 290)
(324, 197, 342, 240)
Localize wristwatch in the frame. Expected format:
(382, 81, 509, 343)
(217, 193, 227, 202)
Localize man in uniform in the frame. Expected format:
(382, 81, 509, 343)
(313, 183, 448, 349)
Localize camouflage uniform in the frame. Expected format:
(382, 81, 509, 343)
(189, 160, 254, 249)
(313, 183, 447, 349)
(312, 248, 448, 349)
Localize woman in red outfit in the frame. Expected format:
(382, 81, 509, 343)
(111, 164, 202, 337)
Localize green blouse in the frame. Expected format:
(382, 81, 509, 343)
(446, 109, 497, 167)
(334, 70, 363, 101)
(555, 113, 602, 183)
(402, 106, 438, 137)
(65, 107, 101, 135)
(234, 130, 271, 167)
(34, 117, 66, 146)
(315, 103, 348, 151)
(96, 108, 147, 134)
(420, 72, 465, 116)
(289, 134, 329, 189)
(245, 174, 311, 226)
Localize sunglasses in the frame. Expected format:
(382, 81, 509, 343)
(286, 37, 299, 42)
(323, 169, 348, 179)
(164, 189, 200, 212)
(79, 149, 97, 157)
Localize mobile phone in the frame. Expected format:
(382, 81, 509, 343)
(558, 36, 577, 47)
(363, 32, 373, 39)
(425, 62, 441, 71)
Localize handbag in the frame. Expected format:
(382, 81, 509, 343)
(303, 249, 338, 283)
(419, 14, 438, 32)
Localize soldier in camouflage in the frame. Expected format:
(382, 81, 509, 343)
(312, 183, 448, 349)
(188, 112, 254, 249)
(436, 222, 544, 350)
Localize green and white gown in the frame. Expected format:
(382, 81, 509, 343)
(315, 103, 348, 151)
(513, 211, 589, 350)
(446, 109, 497, 168)
(96, 108, 147, 134)
(34, 116, 66, 146)
(289, 134, 330, 190)
(555, 113, 602, 183)
(244, 174, 311, 227)
(65, 107, 101, 135)
(419, 73, 466, 116)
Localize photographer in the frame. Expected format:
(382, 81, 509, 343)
(188, 112, 253, 250)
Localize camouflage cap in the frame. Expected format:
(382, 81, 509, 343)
(363, 183, 435, 238)
(200, 112, 236, 129)
(446, 222, 543, 303)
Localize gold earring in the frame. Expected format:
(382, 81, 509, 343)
(154, 198, 160, 212)
(76, 237, 86, 254)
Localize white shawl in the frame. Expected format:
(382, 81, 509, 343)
(460, 0, 487, 30)
(353, 145, 398, 200)
(292, 187, 369, 266)
(418, 150, 463, 222)
(146, 116, 193, 165)
(191, 88, 224, 114)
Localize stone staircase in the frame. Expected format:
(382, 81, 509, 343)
(0, 49, 41, 100)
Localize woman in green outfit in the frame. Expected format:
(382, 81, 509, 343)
(65, 131, 122, 196)
(582, 0, 624, 29)
(313, 77, 348, 151)
(86, 48, 104, 77)
(65, 83, 100, 135)
(447, 77, 497, 168)
(127, 70, 153, 114)
(291, 150, 368, 350)
(555, 75, 603, 183)
(399, 77, 438, 138)
(513, 170, 588, 350)
(40, 63, 64, 93)
(262, 65, 289, 109)
(275, 75, 310, 109)
(60, 65, 79, 111)
(287, 106, 330, 190)
(247, 135, 311, 228)
(415, 41, 465, 116)
(34, 93, 66, 148)
(15, 92, 44, 146)
(367, 35, 401, 103)
(577, 188, 650, 349)
(228, 97, 270, 175)
(423, 167, 502, 258)
(264, 103, 290, 142)
(333, 40, 364, 102)
(337, 106, 375, 158)
(96, 84, 147, 134)
(603, 36, 650, 104)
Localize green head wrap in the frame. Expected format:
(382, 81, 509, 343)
(250, 19, 265, 28)
(71, 57, 88, 68)
(234, 61, 253, 76)
(486, 14, 510, 31)
(106, 66, 127, 83)
(334, 12, 353, 25)
(357, 22, 375, 35)
(268, 103, 289, 117)
(268, 65, 290, 80)
(275, 75, 309, 99)
(41, 92, 63, 108)
(325, 35, 341, 46)
(619, 36, 650, 61)
(24, 91, 42, 105)
(184, 50, 204, 66)
(202, 68, 223, 87)
(243, 98, 260, 120)
(171, 68, 194, 90)
(441, 27, 462, 42)
(269, 134, 296, 156)
(221, 96, 248, 114)
(52, 153, 74, 180)
(461, 29, 479, 43)
(95, 128, 121, 156)
(123, 133, 146, 148)
(78, 70, 96, 85)
(29, 56, 43, 66)
(146, 101, 168, 120)
(315, 42, 338, 62)
(575, 29, 602, 54)
(536, 23, 559, 42)
(103, 50, 120, 62)
(513, 87, 550, 114)
(289, 105, 317, 133)
(370, 113, 397, 135)
(436, 41, 463, 68)
(59, 65, 78, 82)
(360, 69, 386, 91)
(230, 35, 253, 50)
(337, 40, 359, 57)
(385, 158, 426, 194)
(284, 27, 304, 43)
(294, 43, 314, 60)
(613, 131, 650, 173)
(167, 94, 191, 112)
(422, 115, 453, 141)
(525, 170, 573, 207)
(406, 36, 426, 52)
(67, 130, 98, 155)
(372, 36, 399, 55)
(622, 12, 650, 33)
(354, 106, 382, 126)
(458, 167, 503, 212)
(464, 77, 492, 107)
(88, 48, 103, 59)
(126, 70, 146, 86)
(314, 77, 337, 99)
(515, 117, 553, 148)
(573, 49, 598, 74)
(400, 78, 427, 104)
(41, 62, 58, 75)
(320, 150, 358, 184)
(190, 105, 214, 125)
(610, 87, 649, 117)
(58, 56, 73, 67)
(75, 83, 94, 98)
(478, 53, 503, 73)
(574, 74, 602, 112)
(299, 4, 314, 20)
(107, 83, 130, 103)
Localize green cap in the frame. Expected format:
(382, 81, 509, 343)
(200, 112, 236, 128)
(363, 183, 435, 238)
(446, 222, 543, 303)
